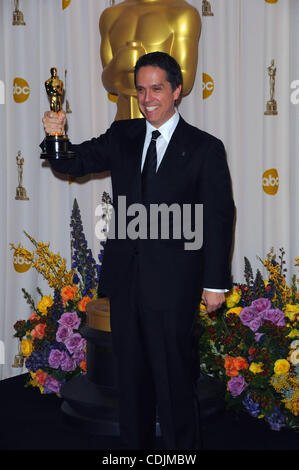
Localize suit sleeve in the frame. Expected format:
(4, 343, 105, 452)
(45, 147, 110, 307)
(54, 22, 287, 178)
(199, 139, 235, 289)
(40, 121, 118, 177)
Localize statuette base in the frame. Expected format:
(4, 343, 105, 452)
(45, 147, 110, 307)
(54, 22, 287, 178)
(15, 186, 29, 200)
(264, 100, 278, 115)
(40, 134, 75, 160)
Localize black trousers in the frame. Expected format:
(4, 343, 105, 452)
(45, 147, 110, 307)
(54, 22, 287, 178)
(109, 255, 201, 450)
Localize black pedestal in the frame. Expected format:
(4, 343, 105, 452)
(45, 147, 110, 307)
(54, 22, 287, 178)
(60, 324, 225, 436)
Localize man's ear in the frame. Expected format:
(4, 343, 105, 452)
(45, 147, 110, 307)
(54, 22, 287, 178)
(174, 84, 182, 101)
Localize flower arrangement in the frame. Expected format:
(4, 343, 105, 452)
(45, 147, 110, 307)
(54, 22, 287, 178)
(12, 195, 110, 395)
(199, 249, 299, 431)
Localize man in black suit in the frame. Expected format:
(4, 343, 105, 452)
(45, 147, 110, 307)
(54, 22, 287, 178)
(42, 52, 234, 450)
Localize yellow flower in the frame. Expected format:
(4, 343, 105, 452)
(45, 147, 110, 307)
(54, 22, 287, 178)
(284, 304, 299, 322)
(285, 304, 299, 313)
(258, 414, 264, 419)
(225, 288, 241, 308)
(249, 362, 263, 374)
(274, 359, 290, 375)
(21, 338, 33, 357)
(226, 307, 242, 316)
(288, 329, 299, 338)
(37, 295, 54, 315)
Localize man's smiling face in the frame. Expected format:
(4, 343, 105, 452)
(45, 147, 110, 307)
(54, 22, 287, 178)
(136, 65, 181, 128)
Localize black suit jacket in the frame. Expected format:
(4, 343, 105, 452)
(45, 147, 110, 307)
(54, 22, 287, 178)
(48, 116, 235, 310)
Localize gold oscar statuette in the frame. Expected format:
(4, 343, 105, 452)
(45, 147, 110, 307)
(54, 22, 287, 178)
(15, 151, 29, 200)
(202, 0, 214, 16)
(12, 0, 26, 26)
(12, 338, 24, 368)
(264, 59, 278, 116)
(100, 0, 201, 120)
(40, 67, 75, 160)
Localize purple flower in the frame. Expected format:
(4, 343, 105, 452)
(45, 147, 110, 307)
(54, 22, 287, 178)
(56, 324, 73, 343)
(44, 376, 61, 394)
(263, 309, 286, 327)
(243, 393, 260, 418)
(58, 311, 81, 330)
(249, 317, 263, 332)
(251, 298, 271, 313)
(48, 349, 63, 369)
(266, 406, 285, 431)
(254, 332, 264, 342)
(60, 351, 77, 371)
(73, 349, 86, 364)
(228, 375, 248, 397)
(65, 333, 86, 354)
(239, 307, 256, 326)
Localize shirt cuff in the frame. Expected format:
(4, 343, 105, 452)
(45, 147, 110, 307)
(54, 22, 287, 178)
(203, 288, 228, 293)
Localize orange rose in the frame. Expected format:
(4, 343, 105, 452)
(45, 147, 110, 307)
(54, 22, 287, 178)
(29, 312, 40, 321)
(35, 369, 47, 385)
(61, 285, 78, 303)
(80, 360, 87, 372)
(234, 357, 249, 371)
(224, 356, 239, 377)
(224, 355, 248, 377)
(31, 323, 46, 340)
(78, 296, 92, 312)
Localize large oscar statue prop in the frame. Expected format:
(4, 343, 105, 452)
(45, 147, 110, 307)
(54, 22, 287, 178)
(100, 0, 201, 120)
(60, 1, 225, 437)
(40, 67, 74, 160)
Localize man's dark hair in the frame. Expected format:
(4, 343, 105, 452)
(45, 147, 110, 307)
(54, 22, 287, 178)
(134, 52, 183, 91)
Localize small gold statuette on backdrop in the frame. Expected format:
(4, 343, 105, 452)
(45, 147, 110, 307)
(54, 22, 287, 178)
(12, 0, 26, 26)
(40, 67, 75, 160)
(202, 0, 214, 16)
(264, 59, 278, 115)
(12, 338, 24, 368)
(15, 151, 29, 200)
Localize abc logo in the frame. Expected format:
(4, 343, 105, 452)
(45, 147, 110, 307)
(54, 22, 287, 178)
(62, 0, 71, 9)
(262, 168, 279, 195)
(13, 251, 32, 273)
(13, 77, 30, 103)
(202, 73, 214, 100)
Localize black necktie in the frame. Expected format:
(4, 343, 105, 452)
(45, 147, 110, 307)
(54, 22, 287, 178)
(142, 130, 161, 203)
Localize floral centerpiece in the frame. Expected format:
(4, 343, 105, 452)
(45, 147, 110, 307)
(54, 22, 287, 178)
(11, 195, 110, 395)
(199, 249, 299, 431)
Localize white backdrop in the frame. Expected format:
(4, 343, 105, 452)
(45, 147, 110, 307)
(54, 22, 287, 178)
(0, 0, 298, 380)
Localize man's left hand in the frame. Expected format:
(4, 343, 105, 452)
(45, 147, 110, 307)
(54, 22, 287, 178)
(202, 289, 225, 313)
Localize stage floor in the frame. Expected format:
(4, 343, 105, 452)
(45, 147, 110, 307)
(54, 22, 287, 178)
(0, 373, 298, 452)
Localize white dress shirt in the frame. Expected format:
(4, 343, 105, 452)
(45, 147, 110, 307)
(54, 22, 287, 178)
(141, 110, 227, 294)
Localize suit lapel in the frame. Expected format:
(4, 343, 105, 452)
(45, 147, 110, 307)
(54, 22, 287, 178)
(156, 116, 189, 180)
(123, 119, 146, 202)
(121, 116, 190, 202)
